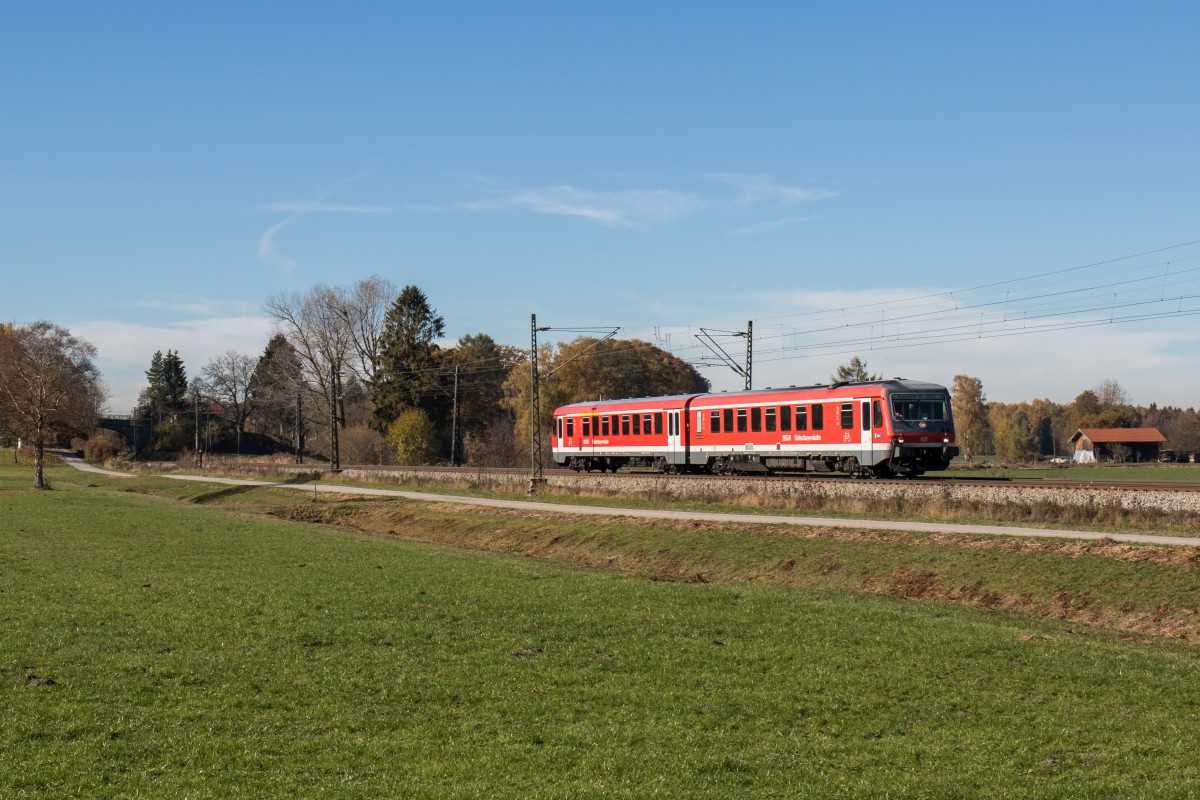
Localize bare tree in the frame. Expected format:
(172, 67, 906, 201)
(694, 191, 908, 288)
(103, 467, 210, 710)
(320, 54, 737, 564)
(265, 285, 354, 426)
(0, 321, 106, 488)
(333, 275, 397, 386)
(265, 278, 399, 432)
(201, 351, 258, 454)
(1094, 378, 1130, 409)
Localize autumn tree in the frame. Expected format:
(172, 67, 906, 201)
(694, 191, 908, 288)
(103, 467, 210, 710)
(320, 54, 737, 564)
(386, 408, 439, 465)
(502, 337, 709, 458)
(0, 321, 106, 488)
(950, 375, 990, 460)
(831, 356, 880, 383)
(1072, 380, 1137, 429)
(992, 413, 1038, 463)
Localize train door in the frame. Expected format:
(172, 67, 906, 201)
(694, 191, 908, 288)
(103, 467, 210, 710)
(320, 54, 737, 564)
(860, 398, 884, 467)
(666, 409, 682, 466)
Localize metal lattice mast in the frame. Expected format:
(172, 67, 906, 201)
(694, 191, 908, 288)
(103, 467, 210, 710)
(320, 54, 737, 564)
(329, 364, 340, 471)
(745, 320, 753, 390)
(529, 314, 544, 494)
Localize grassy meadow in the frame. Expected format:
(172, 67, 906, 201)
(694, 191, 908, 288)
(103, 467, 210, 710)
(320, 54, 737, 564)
(4, 451, 1200, 797)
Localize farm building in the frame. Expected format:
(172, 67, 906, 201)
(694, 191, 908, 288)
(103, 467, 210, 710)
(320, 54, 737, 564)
(1068, 427, 1166, 463)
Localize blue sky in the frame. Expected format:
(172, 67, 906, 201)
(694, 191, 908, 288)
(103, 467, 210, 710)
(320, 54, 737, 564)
(3, 2, 1199, 412)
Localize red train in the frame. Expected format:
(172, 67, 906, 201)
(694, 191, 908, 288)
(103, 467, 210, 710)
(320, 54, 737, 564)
(552, 380, 958, 478)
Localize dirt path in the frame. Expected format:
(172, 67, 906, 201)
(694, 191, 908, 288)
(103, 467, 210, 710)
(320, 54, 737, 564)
(56, 453, 1200, 547)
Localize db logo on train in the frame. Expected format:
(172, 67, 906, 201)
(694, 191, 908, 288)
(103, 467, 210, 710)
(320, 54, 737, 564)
(842, 431, 852, 443)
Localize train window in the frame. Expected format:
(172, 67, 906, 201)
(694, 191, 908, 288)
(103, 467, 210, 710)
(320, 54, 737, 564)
(696, 410, 703, 433)
(812, 404, 824, 430)
(643, 413, 652, 434)
(891, 395, 947, 421)
(566, 418, 574, 437)
(654, 413, 663, 435)
(873, 400, 883, 429)
(611, 415, 619, 435)
(583, 417, 591, 437)
(840, 402, 854, 429)
(633, 413, 641, 436)
(751, 407, 762, 432)
(781, 406, 791, 431)
(765, 407, 776, 432)
(710, 410, 721, 433)
(796, 405, 807, 431)
(861, 402, 871, 431)
(737, 409, 747, 433)
(723, 408, 733, 432)
(622, 415, 631, 436)
(601, 416, 610, 437)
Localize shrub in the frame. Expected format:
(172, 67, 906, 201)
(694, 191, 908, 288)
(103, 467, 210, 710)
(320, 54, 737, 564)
(83, 429, 123, 463)
(339, 425, 397, 466)
(386, 410, 440, 465)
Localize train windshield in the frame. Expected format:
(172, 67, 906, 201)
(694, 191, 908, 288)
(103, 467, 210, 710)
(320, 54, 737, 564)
(890, 394, 948, 422)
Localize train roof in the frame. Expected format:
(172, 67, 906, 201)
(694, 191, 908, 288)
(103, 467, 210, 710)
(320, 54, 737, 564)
(554, 379, 949, 413)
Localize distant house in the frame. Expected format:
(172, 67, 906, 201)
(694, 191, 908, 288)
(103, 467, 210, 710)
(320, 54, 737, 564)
(1068, 427, 1166, 463)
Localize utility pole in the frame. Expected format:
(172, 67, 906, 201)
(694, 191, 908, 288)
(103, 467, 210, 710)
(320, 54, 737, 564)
(450, 365, 460, 467)
(697, 321, 754, 390)
(744, 319, 752, 390)
(193, 389, 202, 468)
(527, 315, 620, 495)
(295, 390, 304, 464)
(329, 364, 340, 471)
(529, 314, 546, 495)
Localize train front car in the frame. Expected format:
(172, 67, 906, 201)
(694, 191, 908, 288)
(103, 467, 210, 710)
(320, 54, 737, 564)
(882, 381, 958, 476)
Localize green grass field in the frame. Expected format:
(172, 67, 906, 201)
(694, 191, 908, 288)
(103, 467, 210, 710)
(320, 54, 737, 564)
(5, 452, 1200, 797)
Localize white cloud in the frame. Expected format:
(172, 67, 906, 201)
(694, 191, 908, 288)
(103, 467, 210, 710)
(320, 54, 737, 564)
(258, 217, 297, 272)
(74, 316, 277, 413)
(732, 215, 821, 236)
(464, 184, 705, 227)
(658, 286, 1200, 407)
(707, 173, 839, 205)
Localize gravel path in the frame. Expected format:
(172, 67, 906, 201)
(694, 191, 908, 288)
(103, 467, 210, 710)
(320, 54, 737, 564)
(56, 453, 1200, 547)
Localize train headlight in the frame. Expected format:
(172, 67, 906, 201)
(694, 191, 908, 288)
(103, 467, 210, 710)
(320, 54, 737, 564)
(897, 437, 905, 445)
(943, 436, 950, 444)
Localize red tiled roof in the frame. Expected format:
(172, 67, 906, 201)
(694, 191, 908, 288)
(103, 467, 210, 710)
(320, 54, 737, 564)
(1071, 427, 1167, 444)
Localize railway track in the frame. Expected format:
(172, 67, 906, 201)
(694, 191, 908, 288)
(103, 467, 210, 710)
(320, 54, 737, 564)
(212, 461, 1200, 493)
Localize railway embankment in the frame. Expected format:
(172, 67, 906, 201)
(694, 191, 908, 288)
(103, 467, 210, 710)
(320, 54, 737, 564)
(284, 466, 1200, 515)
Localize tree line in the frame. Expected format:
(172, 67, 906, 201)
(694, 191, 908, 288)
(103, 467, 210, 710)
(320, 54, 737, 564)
(133, 276, 709, 466)
(6, 290, 1198, 486)
(951, 374, 1200, 463)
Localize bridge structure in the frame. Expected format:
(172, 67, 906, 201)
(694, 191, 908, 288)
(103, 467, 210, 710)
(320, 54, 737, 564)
(97, 415, 152, 452)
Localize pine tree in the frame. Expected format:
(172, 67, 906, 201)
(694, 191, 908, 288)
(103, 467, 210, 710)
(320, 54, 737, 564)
(830, 356, 879, 383)
(370, 286, 447, 432)
(248, 334, 304, 439)
(145, 350, 188, 418)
